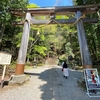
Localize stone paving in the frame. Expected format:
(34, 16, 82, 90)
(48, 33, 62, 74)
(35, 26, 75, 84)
(0, 65, 100, 100)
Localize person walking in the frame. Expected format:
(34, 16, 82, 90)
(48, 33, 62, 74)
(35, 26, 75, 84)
(62, 61, 69, 79)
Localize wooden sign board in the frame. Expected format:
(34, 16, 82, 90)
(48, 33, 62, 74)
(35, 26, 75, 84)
(0, 51, 12, 65)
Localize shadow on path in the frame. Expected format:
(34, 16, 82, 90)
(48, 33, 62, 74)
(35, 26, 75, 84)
(24, 65, 99, 100)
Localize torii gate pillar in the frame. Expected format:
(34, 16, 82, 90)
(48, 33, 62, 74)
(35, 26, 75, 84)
(76, 11, 92, 69)
(15, 13, 31, 75)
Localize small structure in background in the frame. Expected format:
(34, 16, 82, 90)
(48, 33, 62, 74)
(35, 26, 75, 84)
(0, 51, 12, 88)
(84, 68, 100, 98)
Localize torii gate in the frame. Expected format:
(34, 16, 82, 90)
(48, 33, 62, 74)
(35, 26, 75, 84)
(10, 4, 100, 75)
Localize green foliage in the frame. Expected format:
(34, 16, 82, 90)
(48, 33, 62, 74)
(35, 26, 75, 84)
(27, 3, 39, 8)
(34, 45, 47, 56)
(56, 15, 69, 19)
(75, 0, 100, 5)
(65, 42, 74, 56)
(0, 0, 29, 60)
(40, 34, 45, 41)
(10, 0, 28, 9)
(15, 32, 22, 48)
(0, 0, 28, 24)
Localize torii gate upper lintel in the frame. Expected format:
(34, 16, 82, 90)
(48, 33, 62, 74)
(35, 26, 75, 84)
(10, 4, 100, 75)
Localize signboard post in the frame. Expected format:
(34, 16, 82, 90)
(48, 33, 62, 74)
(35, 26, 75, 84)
(0, 51, 12, 88)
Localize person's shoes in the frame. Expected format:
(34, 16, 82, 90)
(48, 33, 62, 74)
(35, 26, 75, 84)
(63, 75, 65, 77)
(65, 76, 67, 79)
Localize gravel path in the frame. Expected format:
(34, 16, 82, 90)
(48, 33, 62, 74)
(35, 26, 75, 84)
(0, 65, 100, 100)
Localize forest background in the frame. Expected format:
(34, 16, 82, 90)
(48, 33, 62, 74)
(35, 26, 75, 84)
(0, 0, 100, 71)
